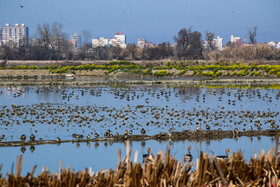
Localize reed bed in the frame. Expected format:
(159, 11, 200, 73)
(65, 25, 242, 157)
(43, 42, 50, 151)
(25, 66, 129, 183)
(0, 144, 280, 186)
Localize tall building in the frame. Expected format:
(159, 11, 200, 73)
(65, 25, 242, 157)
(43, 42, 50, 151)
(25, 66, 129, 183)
(109, 33, 126, 48)
(69, 33, 81, 49)
(214, 36, 223, 50)
(1, 23, 29, 47)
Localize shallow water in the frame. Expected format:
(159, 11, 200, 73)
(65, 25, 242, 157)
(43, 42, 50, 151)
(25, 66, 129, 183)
(0, 84, 279, 175)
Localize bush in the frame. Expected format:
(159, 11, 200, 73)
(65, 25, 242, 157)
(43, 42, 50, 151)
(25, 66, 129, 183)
(154, 70, 171, 76)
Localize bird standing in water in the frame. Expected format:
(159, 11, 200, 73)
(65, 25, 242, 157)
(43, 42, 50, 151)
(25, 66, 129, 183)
(216, 149, 231, 161)
(184, 146, 193, 163)
(143, 148, 154, 163)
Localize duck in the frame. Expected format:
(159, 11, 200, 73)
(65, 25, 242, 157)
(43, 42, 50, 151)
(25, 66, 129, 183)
(184, 146, 193, 163)
(30, 134, 35, 141)
(124, 129, 128, 135)
(216, 149, 231, 160)
(141, 128, 146, 135)
(94, 133, 99, 138)
(56, 137, 61, 142)
(129, 130, 133, 135)
(87, 134, 90, 139)
(20, 134, 26, 141)
(206, 125, 210, 130)
(143, 148, 154, 163)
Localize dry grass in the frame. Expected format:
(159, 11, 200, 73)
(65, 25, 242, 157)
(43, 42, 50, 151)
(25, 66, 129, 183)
(0, 142, 280, 186)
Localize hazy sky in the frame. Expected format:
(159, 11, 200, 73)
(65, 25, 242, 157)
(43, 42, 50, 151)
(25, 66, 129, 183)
(1, 0, 279, 44)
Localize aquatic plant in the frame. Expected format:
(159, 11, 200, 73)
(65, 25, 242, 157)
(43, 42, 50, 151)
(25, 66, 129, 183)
(0, 146, 279, 186)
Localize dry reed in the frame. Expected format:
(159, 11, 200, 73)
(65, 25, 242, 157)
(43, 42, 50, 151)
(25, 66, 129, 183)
(0, 143, 280, 186)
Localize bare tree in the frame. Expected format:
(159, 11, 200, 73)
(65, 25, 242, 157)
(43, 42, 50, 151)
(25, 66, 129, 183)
(174, 27, 203, 60)
(37, 22, 68, 59)
(205, 32, 216, 51)
(82, 30, 92, 59)
(248, 26, 257, 44)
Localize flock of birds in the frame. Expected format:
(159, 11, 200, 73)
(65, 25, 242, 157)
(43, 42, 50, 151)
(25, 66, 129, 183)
(0, 85, 280, 163)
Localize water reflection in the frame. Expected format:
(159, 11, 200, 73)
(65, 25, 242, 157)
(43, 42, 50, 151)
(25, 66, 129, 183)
(0, 136, 277, 176)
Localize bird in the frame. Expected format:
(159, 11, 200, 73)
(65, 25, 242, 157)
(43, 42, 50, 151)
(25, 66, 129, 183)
(30, 134, 35, 141)
(124, 129, 128, 135)
(218, 128, 222, 132)
(20, 5, 24, 8)
(30, 145, 35, 153)
(216, 149, 231, 160)
(94, 133, 99, 138)
(20, 134, 26, 141)
(129, 130, 133, 135)
(87, 134, 90, 139)
(196, 126, 199, 131)
(141, 128, 146, 135)
(143, 148, 154, 163)
(56, 137, 61, 142)
(115, 132, 119, 136)
(184, 146, 193, 163)
(206, 125, 210, 130)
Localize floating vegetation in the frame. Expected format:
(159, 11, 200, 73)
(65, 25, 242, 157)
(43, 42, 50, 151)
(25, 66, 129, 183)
(0, 145, 279, 186)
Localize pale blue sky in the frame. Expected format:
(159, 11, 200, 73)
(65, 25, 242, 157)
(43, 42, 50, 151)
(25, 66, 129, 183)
(1, 0, 279, 44)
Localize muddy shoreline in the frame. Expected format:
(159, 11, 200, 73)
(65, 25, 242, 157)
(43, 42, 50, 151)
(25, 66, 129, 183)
(0, 129, 279, 147)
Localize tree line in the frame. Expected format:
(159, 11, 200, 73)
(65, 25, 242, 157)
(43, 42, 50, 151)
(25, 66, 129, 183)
(1, 22, 279, 61)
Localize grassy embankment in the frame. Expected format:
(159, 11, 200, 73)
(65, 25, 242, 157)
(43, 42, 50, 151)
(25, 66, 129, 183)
(1, 60, 280, 78)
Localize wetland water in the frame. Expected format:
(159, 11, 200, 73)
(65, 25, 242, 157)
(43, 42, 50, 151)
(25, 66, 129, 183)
(0, 81, 279, 175)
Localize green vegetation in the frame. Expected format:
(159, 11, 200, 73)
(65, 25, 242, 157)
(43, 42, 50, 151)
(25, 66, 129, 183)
(1, 61, 280, 78)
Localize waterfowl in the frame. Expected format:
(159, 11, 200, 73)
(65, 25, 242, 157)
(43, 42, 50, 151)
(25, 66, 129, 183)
(87, 134, 90, 139)
(206, 125, 210, 130)
(20, 134, 26, 141)
(143, 148, 154, 163)
(56, 137, 61, 142)
(21, 147, 26, 153)
(129, 130, 133, 135)
(141, 128, 146, 135)
(30, 145, 35, 153)
(94, 133, 99, 138)
(124, 129, 128, 135)
(30, 134, 35, 141)
(184, 146, 193, 163)
(115, 132, 119, 136)
(216, 149, 231, 160)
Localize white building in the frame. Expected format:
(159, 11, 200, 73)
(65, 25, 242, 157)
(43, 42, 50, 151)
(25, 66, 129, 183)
(70, 33, 81, 49)
(230, 35, 240, 43)
(109, 32, 126, 48)
(213, 36, 223, 50)
(268, 41, 276, 48)
(276, 42, 280, 49)
(1, 23, 29, 47)
(137, 37, 146, 48)
(92, 37, 109, 48)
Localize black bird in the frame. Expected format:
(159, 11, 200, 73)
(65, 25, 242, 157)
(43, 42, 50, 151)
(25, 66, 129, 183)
(216, 149, 231, 160)
(20, 5, 24, 8)
(184, 146, 193, 163)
